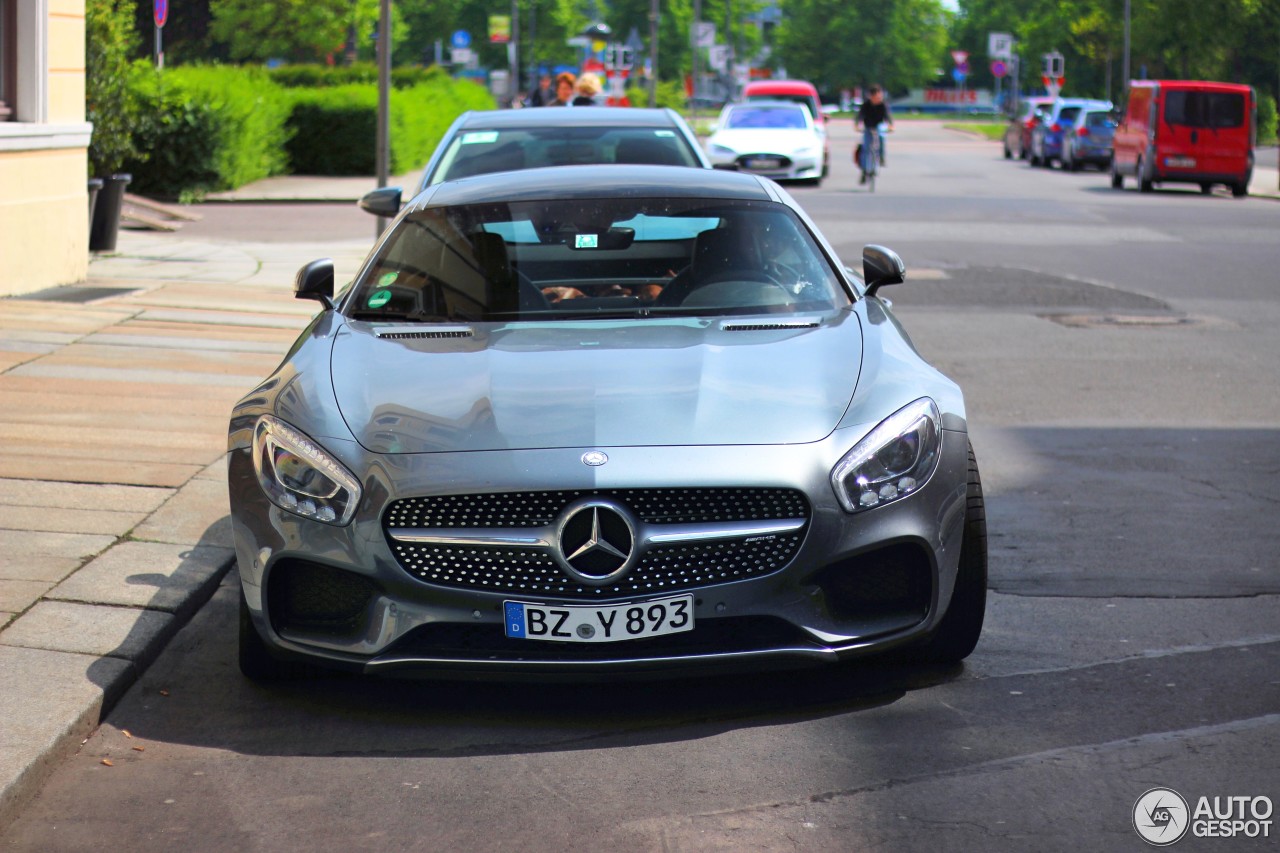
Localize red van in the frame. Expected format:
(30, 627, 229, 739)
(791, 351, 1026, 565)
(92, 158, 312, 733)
(1111, 80, 1255, 197)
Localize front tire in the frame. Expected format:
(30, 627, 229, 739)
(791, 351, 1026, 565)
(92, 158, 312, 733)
(911, 441, 988, 664)
(1110, 161, 1123, 189)
(1138, 158, 1153, 193)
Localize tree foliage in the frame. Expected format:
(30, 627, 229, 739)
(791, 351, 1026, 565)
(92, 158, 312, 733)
(87, 0, 145, 176)
(208, 0, 404, 63)
(776, 0, 950, 93)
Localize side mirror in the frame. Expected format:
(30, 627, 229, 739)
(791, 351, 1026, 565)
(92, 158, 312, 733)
(359, 187, 402, 218)
(862, 244, 906, 297)
(295, 258, 335, 310)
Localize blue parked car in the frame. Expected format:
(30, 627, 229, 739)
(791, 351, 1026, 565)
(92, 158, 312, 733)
(1030, 98, 1112, 168)
(1061, 108, 1117, 171)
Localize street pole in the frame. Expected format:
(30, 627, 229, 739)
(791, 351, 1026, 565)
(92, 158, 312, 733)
(375, 0, 391, 239)
(691, 0, 701, 121)
(511, 0, 520, 103)
(647, 0, 658, 107)
(1122, 0, 1130, 93)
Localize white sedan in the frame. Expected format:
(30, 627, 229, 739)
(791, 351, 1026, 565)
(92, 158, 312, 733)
(705, 101, 826, 185)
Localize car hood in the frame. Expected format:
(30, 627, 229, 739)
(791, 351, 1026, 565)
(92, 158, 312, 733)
(710, 129, 820, 153)
(330, 315, 862, 453)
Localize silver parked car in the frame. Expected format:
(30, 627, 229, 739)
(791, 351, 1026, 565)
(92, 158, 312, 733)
(230, 165, 987, 680)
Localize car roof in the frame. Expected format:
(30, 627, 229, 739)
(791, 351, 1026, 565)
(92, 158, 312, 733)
(727, 100, 807, 111)
(456, 107, 683, 129)
(744, 80, 819, 95)
(411, 164, 777, 209)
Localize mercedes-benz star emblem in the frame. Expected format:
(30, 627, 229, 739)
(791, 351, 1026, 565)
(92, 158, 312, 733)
(582, 451, 608, 467)
(553, 499, 637, 585)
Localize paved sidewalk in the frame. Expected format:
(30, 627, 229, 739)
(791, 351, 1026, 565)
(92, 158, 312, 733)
(0, 225, 352, 825)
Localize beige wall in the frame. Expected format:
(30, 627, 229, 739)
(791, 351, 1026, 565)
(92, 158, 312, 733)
(0, 0, 89, 297)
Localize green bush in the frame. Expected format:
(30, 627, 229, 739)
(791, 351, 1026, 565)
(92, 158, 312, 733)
(1257, 92, 1277, 145)
(86, 0, 143, 176)
(126, 64, 292, 197)
(286, 76, 494, 175)
(625, 80, 687, 110)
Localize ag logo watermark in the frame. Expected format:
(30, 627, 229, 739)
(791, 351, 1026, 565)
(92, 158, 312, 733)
(1134, 788, 1190, 846)
(1133, 787, 1273, 845)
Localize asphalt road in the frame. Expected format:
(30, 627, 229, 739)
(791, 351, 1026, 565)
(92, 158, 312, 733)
(4, 122, 1278, 852)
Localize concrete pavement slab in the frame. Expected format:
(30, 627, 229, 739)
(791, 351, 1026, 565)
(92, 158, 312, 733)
(0, 601, 174, 662)
(0, 580, 53, 615)
(0, 506, 153, 537)
(194, 456, 228, 482)
(8, 362, 270, 389)
(131, 307, 316, 330)
(0, 451, 205, 489)
(102, 317, 303, 344)
(0, 478, 172, 513)
(47, 541, 234, 615)
(131, 478, 233, 549)
(0, 645, 132, 826)
(0, 594, 175, 660)
(0, 530, 117, 582)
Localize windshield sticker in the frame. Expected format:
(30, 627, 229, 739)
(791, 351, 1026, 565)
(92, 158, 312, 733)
(654, 130, 675, 137)
(367, 289, 393, 309)
(461, 131, 500, 144)
(377, 271, 399, 287)
(574, 234, 599, 249)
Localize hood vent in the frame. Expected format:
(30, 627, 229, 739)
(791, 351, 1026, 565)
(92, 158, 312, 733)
(721, 321, 820, 332)
(374, 326, 475, 340)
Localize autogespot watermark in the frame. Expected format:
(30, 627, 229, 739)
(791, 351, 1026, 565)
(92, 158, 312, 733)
(1133, 787, 1273, 845)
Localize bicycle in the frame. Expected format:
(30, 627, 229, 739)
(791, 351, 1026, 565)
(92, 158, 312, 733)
(857, 123, 890, 193)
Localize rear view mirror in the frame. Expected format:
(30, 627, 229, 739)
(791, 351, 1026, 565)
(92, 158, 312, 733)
(862, 244, 906, 297)
(359, 187, 402, 218)
(295, 258, 335, 310)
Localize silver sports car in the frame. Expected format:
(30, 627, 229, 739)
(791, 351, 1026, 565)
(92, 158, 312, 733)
(229, 165, 986, 680)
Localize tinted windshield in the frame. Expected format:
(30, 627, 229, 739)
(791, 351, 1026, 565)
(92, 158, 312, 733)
(1085, 111, 1114, 129)
(348, 197, 847, 322)
(428, 127, 701, 185)
(1057, 106, 1082, 124)
(745, 93, 819, 119)
(725, 106, 808, 130)
(1164, 91, 1245, 128)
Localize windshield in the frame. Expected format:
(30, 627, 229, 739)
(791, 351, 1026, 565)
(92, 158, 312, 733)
(745, 93, 819, 119)
(347, 197, 847, 322)
(1164, 91, 1245, 129)
(428, 127, 700, 185)
(724, 106, 809, 130)
(1057, 106, 1082, 125)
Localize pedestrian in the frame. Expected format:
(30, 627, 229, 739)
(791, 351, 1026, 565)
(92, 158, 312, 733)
(549, 72, 576, 106)
(573, 73, 602, 106)
(855, 84, 895, 184)
(526, 74, 553, 107)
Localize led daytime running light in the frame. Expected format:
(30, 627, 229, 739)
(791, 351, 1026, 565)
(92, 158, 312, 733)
(252, 415, 361, 526)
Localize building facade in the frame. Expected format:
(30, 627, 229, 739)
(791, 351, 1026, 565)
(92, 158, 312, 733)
(0, 0, 92, 296)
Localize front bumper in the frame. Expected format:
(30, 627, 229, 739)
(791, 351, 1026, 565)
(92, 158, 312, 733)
(230, 430, 970, 678)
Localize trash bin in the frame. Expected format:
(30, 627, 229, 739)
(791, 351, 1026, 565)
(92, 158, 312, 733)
(87, 178, 104, 231)
(89, 173, 131, 253)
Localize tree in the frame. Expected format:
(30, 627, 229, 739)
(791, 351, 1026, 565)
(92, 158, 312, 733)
(777, 0, 949, 93)
(209, 0, 401, 63)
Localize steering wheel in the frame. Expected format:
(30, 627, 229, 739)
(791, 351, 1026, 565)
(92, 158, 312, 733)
(763, 259, 806, 288)
(678, 268, 798, 308)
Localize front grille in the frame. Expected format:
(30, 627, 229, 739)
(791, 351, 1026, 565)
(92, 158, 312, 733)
(386, 615, 814, 662)
(385, 488, 809, 599)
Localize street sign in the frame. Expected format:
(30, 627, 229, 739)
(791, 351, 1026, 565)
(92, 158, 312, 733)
(987, 32, 1013, 60)
(708, 44, 729, 73)
(153, 0, 168, 28)
(1042, 51, 1065, 79)
(450, 47, 474, 65)
(489, 15, 511, 44)
(991, 60, 1007, 78)
(952, 69, 967, 84)
(951, 50, 969, 66)
(451, 30, 471, 49)
(956, 60, 969, 74)
(693, 22, 716, 49)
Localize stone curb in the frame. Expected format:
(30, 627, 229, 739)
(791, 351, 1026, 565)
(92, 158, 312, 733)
(0, 477, 236, 827)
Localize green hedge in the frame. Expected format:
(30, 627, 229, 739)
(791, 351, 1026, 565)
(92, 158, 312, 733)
(624, 80, 688, 111)
(286, 77, 494, 175)
(269, 62, 452, 90)
(125, 64, 292, 197)
(1257, 92, 1277, 145)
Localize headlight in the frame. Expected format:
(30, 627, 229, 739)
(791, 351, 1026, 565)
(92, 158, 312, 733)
(830, 398, 942, 513)
(252, 415, 361, 525)
(709, 143, 737, 157)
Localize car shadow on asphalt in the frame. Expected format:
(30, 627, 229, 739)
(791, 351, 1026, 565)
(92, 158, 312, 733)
(98, 567, 966, 759)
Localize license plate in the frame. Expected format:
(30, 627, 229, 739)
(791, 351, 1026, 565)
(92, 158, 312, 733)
(1166, 156, 1196, 168)
(746, 158, 782, 170)
(504, 594, 694, 643)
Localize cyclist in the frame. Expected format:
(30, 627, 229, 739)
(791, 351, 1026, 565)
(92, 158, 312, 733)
(855, 84, 895, 184)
